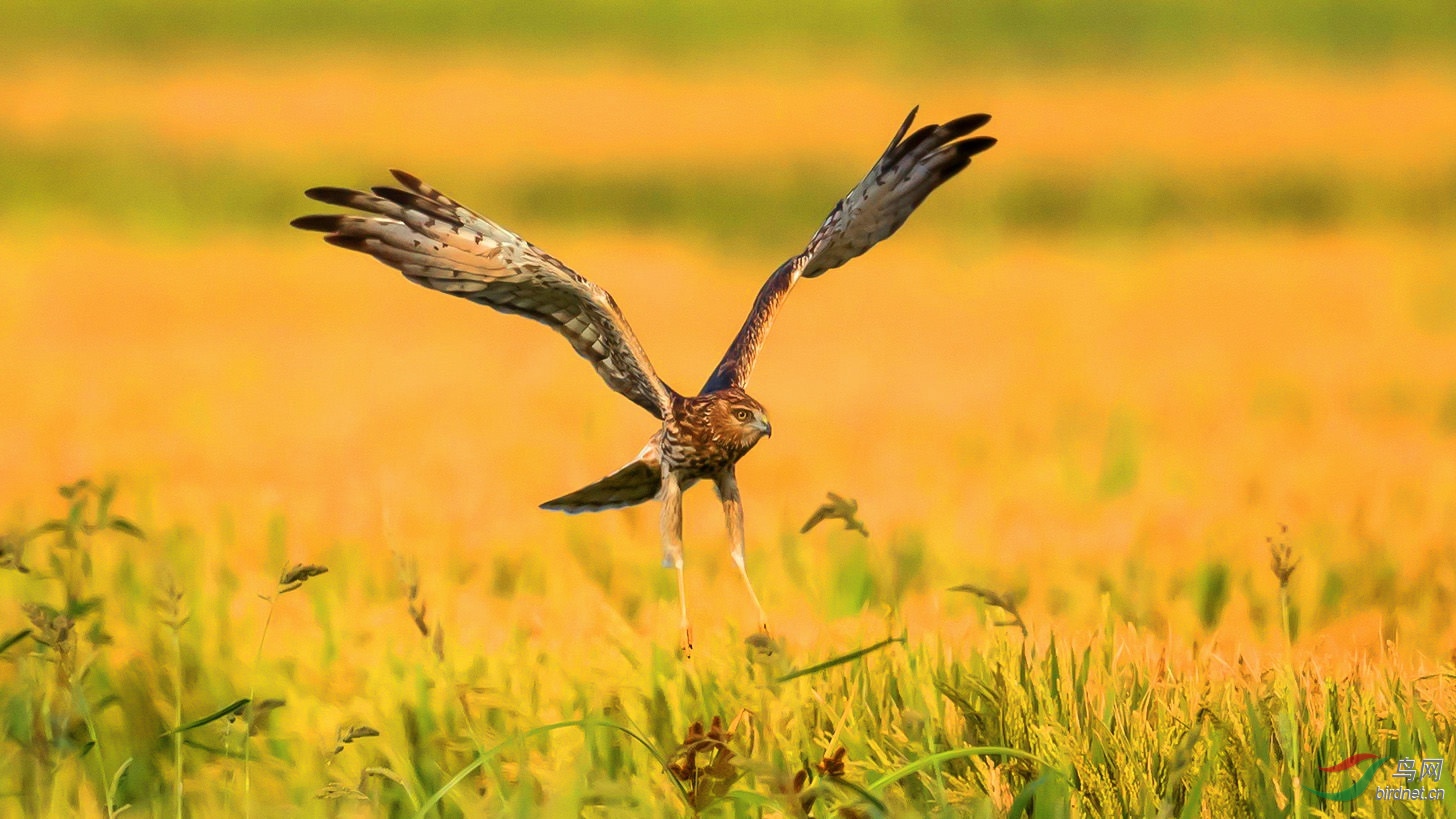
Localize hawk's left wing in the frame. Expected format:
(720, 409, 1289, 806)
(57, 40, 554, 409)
(702, 108, 995, 392)
(293, 171, 677, 418)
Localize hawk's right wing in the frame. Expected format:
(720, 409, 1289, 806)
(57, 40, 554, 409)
(293, 171, 677, 418)
(702, 109, 995, 393)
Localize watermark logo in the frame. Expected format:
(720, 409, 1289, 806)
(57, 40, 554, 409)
(1306, 754, 1446, 802)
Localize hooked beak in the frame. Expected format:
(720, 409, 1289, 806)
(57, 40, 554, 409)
(756, 419, 773, 438)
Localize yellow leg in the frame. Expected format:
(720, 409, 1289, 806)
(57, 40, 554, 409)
(661, 473, 692, 657)
(676, 559, 693, 656)
(732, 552, 769, 636)
(715, 469, 770, 635)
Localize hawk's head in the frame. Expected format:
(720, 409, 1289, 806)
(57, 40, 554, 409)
(709, 388, 772, 448)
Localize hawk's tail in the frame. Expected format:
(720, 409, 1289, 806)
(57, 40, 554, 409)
(540, 458, 661, 514)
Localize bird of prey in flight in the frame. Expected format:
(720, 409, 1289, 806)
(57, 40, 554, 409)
(292, 108, 995, 655)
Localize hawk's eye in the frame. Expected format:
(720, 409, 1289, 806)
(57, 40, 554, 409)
(733, 409, 753, 422)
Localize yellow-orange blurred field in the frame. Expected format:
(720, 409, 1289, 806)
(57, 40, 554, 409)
(6, 55, 1456, 175)
(7, 16, 1456, 809)
(3, 55, 1455, 660)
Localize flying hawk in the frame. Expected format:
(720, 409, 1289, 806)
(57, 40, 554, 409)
(292, 108, 995, 655)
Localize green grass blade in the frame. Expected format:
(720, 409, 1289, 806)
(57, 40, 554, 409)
(826, 776, 890, 816)
(0, 629, 32, 655)
(1009, 772, 1050, 818)
(776, 632, 907, 683)
(161, 698, 248, 736)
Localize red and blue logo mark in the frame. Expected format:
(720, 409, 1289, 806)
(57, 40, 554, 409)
(1306, 754, 1387, 801)
(1308, 754, 1446, 802)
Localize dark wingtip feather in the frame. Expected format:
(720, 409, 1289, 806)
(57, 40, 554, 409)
(291, 214, 343, 232)
(931, 137, 998, 182)
(890, 112, 995, 165)
(900, 105, 920, 133)
(303, 186, 364, 207)
(375, 186, 429, 212)
(372, 184, 463, 226)
(955, 135, 998, 158)
(390, 169, 424, 191)
(372, 185, 422, 209)
(323, 234, 367, 250)
(933, 154, 974, 182)
(538, 498, 597, 515)
(884, 106, 920, 152)
(942, 113, 992, 136)
(893, 122, 942, 162)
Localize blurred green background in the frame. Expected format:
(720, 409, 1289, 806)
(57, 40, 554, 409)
(10, 0, 1456, 65)
(3, 0, 1455, 249)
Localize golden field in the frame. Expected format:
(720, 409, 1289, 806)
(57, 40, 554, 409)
(2, 30, 1456, 818)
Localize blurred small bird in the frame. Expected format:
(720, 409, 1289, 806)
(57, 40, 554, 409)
(800, 493, 869, 537)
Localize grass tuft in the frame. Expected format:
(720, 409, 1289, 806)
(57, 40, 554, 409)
(0, 480, 1449, 815)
